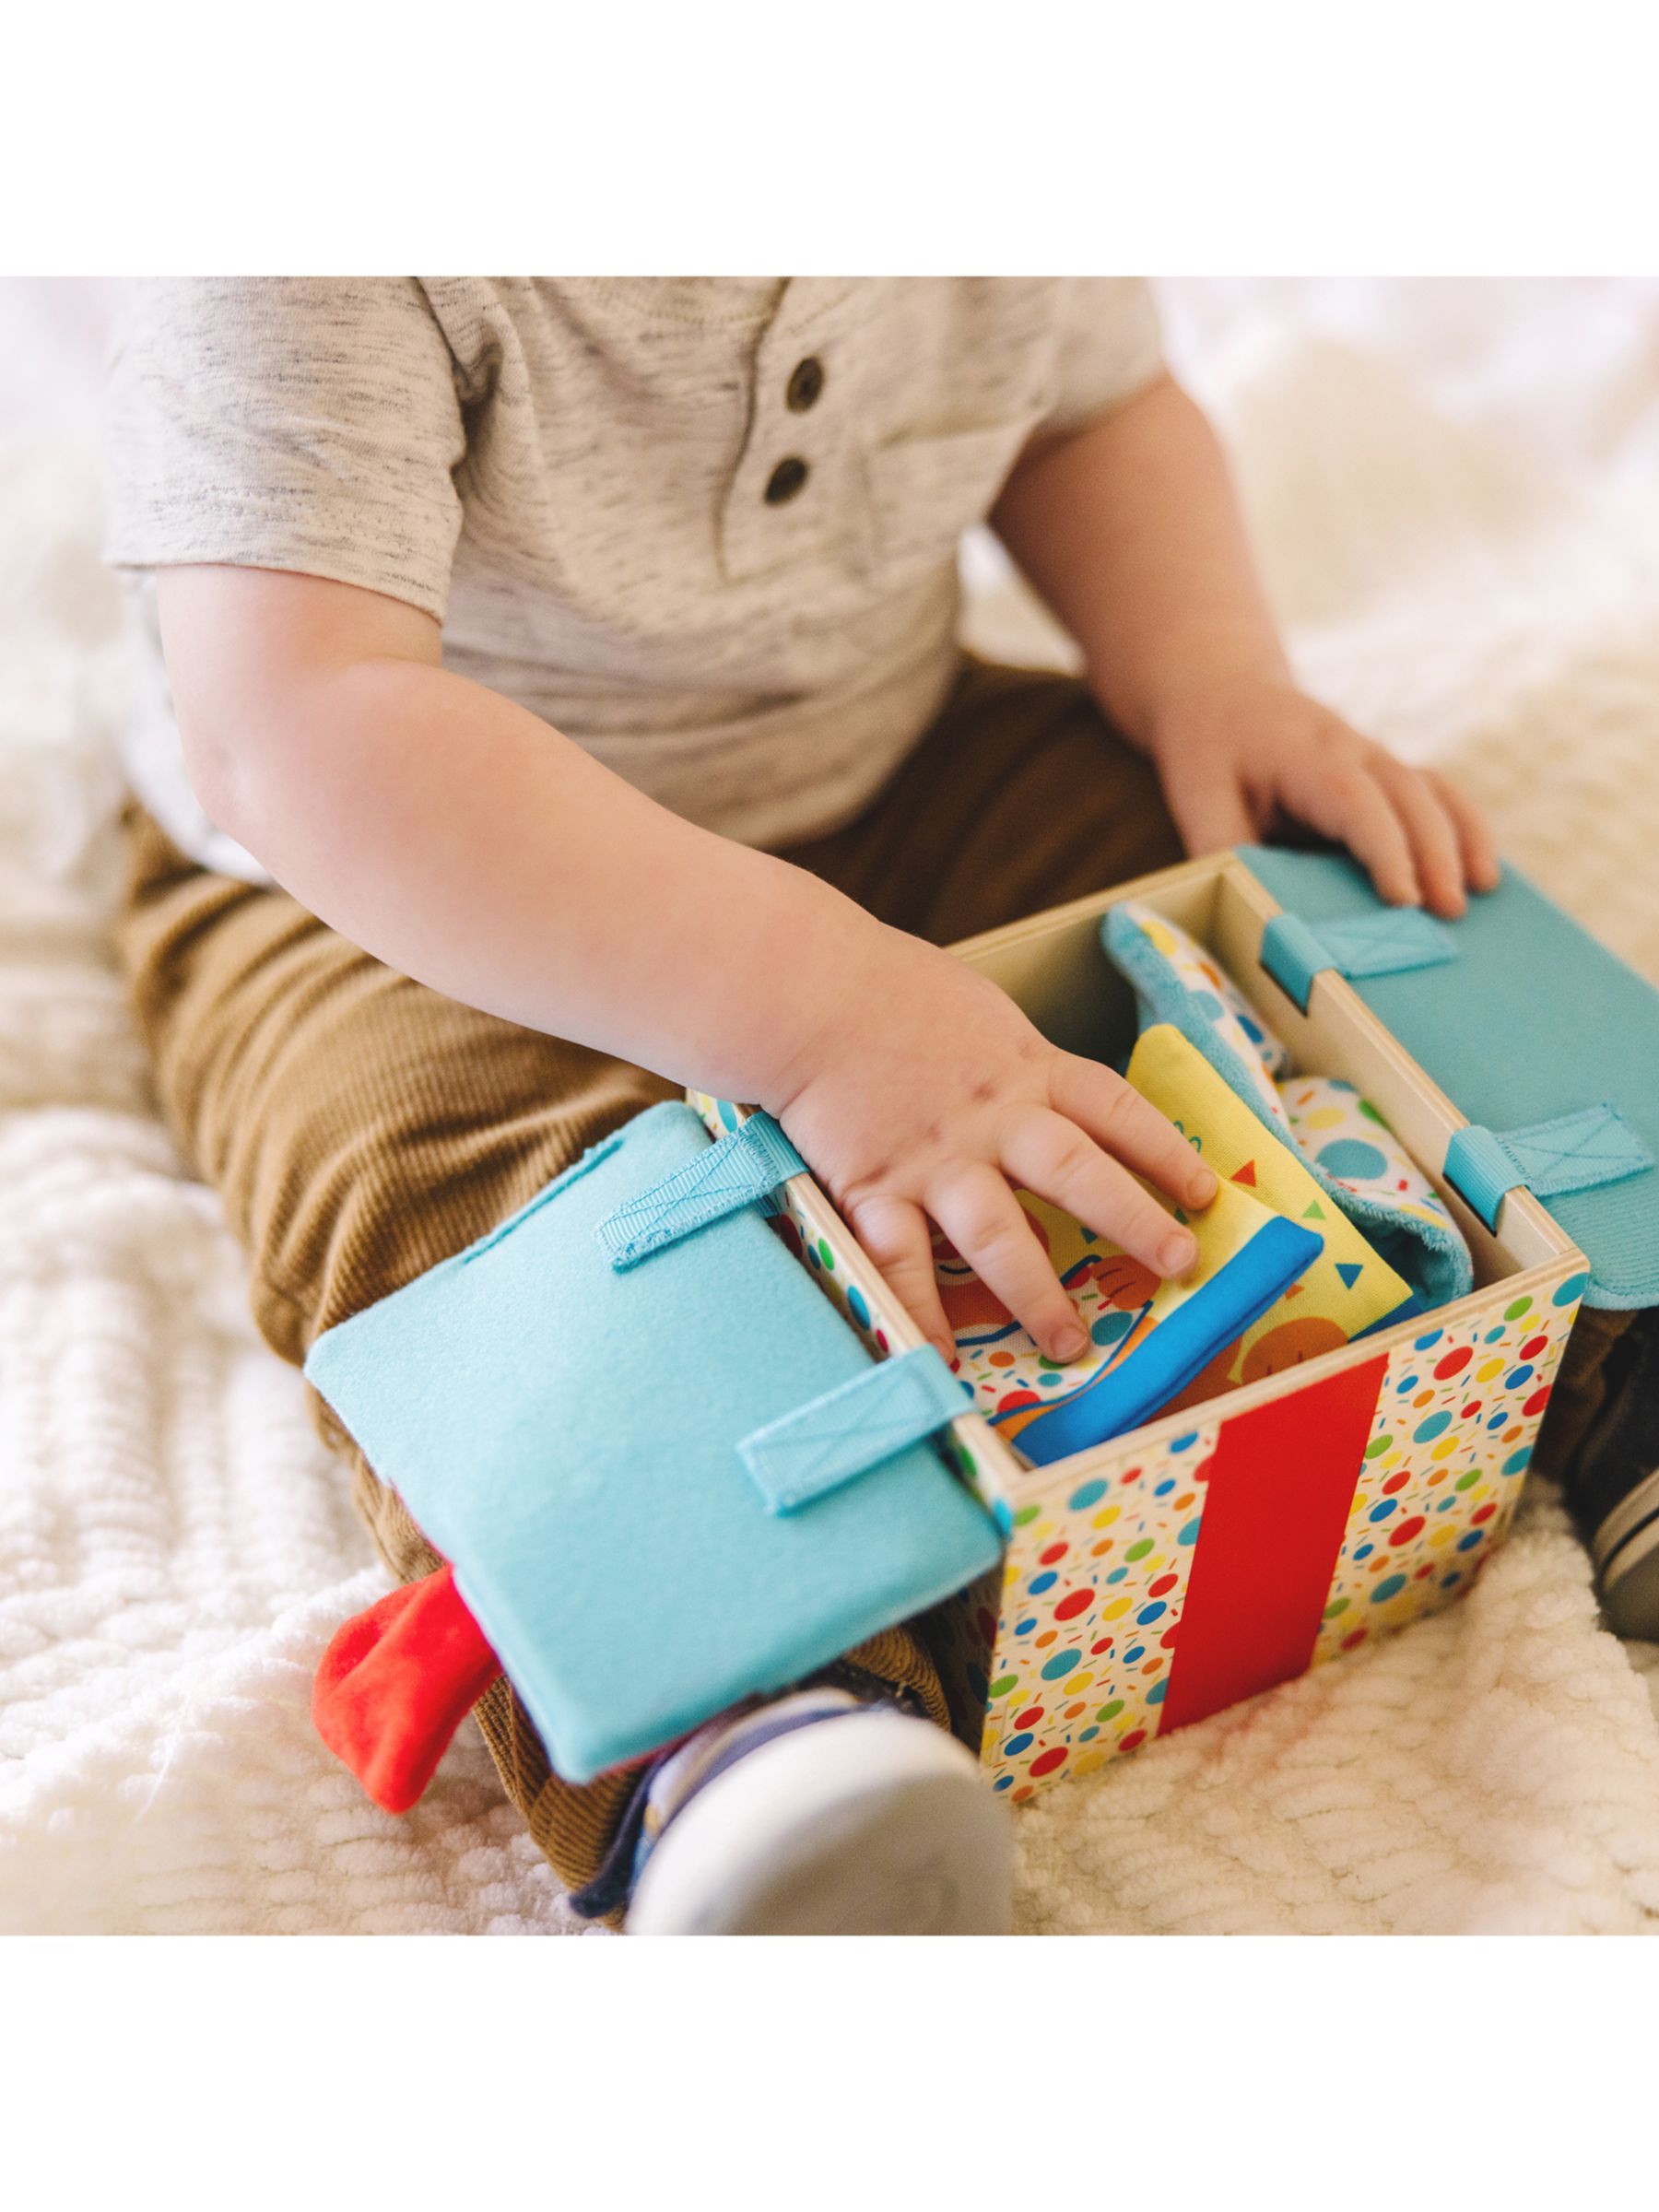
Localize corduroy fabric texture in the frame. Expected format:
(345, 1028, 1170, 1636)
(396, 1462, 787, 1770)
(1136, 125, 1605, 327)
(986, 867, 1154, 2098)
(112, 657, 1187, 1900)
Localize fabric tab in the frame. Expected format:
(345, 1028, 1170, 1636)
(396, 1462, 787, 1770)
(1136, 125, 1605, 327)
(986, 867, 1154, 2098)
(1318, 908, 1458, 981)
(1259, 906, 1456, 1013)
(739, 1346, 972, 1516)
(1257, 912, 1333, 1013)
(598, 1111, 806, 1269)
(1448, 1105, 1653, 1230)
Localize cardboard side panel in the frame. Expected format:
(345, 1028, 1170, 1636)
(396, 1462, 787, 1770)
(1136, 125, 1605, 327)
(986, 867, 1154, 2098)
(1312, 1271, 1585, 1663)
(979, 1418, 1224, 1800)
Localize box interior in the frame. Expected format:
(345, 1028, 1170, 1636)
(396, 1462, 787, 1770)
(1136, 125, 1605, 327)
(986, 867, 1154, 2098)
(955, 856, 1564, 1298)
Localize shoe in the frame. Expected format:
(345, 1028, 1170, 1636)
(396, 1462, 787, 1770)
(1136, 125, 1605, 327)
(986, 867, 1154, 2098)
(1551, 1308, 1659, 1639)
(1593, 1472, 1659, 1639)
(623, 1686, 1013, 1936)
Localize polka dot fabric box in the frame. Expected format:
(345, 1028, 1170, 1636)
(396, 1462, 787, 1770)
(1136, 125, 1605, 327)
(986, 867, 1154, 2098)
(700, 844, 1602, 1805)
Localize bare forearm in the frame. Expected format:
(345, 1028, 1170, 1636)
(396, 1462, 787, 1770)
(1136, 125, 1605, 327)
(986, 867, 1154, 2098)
(991, 372, 1288, 745)
(153, 561, 1218, 1369)
(183, 643, 877, 1105)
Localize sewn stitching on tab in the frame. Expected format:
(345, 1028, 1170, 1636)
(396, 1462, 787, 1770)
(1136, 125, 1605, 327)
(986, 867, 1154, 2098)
(1497, 1104, 1653, 1199)
(740, 1347, 971, 1515)
(597, 1112, 806, 1268)
(1319, 909, 1458, 979)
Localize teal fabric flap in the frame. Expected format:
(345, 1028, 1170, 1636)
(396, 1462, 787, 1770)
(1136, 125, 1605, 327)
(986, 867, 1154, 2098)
(305, 1101, 1001, 1783)
(739, 1345, 972, 1515)
(598, 1110, 805, 1268)
(1241, 846, 1659, 1309)
(1260, 908, 1457, 1012)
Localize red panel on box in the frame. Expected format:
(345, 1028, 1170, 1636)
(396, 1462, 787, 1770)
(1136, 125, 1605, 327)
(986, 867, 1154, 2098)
(1158, 1354, 1387, 1735)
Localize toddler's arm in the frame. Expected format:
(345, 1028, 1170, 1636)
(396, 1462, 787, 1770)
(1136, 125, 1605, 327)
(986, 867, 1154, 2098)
(993, 372, 1500, 917)
(158, 565, 1217, 1365)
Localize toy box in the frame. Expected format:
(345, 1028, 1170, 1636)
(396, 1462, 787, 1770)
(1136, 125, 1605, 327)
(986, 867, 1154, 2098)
(695, 848, 1591, 1805)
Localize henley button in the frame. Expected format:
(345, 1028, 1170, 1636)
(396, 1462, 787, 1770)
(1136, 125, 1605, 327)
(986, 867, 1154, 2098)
(764, 456, 809, 505)
(786, 356, 825, 412)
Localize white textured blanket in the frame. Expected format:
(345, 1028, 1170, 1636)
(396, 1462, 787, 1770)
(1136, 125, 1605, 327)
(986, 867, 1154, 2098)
(4, 280, 1658, 1935)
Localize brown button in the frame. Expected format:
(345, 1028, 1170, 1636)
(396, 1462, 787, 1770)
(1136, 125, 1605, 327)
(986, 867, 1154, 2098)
(786, 356, 825, 412)
(764, 456, 809, 505)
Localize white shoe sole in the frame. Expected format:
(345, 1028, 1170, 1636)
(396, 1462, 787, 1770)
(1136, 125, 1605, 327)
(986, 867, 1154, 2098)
(625, 1711, 1013, 1936)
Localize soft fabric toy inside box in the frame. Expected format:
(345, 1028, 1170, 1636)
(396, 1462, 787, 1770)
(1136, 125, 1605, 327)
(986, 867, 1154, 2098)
(304, 845, 1657, 1815)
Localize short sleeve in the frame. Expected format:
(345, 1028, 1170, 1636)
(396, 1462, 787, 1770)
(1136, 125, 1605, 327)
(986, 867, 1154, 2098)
(1041, 277, 1166, 438)
(104, 276, 468, 622)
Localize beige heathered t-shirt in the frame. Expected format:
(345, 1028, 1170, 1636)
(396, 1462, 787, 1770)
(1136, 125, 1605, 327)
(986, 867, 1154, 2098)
(105, 276, 1164, 882)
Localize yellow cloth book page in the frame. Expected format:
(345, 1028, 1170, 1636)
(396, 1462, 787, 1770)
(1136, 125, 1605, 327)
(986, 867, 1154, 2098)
(1126, 1023, 1413, 1397)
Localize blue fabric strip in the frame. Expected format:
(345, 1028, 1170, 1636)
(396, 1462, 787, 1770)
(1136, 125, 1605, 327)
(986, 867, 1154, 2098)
(739, 1346, 971, 1516)
(1258, 912, 1335, 1014)
(1447, 1107, 1653, 1231)
(1442, 1125, 1522, 1231)
(597, 1111, 806, 1269)
(1007, 1214, 1324, 1467)
(1260, 908, 1456, 1014)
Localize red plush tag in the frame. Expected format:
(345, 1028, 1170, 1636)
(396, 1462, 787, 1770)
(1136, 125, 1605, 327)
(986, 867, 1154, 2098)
(312, 1562, 502, 1814)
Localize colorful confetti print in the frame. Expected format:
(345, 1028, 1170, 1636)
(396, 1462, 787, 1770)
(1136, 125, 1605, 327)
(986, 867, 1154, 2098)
(1312, 1277, 1583, 1663)
(977, 1420, 1222, 1798)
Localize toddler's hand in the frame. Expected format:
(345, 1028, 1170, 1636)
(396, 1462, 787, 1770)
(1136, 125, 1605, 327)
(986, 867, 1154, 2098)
(1148, 670, 1500, 917)
(764, 923, 1218, 1367)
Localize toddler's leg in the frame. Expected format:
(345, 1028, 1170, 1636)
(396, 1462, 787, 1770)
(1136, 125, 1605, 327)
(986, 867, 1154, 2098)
(113, 807, 950, 1898)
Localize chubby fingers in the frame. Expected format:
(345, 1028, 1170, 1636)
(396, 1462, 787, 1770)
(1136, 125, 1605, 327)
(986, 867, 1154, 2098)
(1287, 733, 1500, 916)
(1001, 1105, 1201, 1285)
(1050, 1054, 1218, 1215)
(928, 1162, 1093, 1366)
(1300, 753, 1424, 908)
(1371, 753, 1472, 917)
(847, 1191, 952, 1359)
(1425, 766, 1502, 894)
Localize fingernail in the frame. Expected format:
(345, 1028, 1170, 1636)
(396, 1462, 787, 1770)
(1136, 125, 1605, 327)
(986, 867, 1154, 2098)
(1190, 1164, 1218, 1205)
(1161, 1231, 1198, 1278)
(1053, 1323, 1089, 1362)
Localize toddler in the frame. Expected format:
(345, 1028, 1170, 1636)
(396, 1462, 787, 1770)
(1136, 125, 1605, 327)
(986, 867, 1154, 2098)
(107, 277, 1497, 1933)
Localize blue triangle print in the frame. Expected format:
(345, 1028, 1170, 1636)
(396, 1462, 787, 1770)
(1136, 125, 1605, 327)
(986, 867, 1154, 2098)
(1335, 1261, 1363, 1288)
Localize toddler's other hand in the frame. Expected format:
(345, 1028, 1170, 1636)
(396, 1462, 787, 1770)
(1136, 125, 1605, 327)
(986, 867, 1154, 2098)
(1148, 669, 1500, 918)
(764, 924, 1218, 1368)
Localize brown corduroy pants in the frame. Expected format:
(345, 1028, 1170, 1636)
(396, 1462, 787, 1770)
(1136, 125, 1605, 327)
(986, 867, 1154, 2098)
(114, 659, 1184, 1897)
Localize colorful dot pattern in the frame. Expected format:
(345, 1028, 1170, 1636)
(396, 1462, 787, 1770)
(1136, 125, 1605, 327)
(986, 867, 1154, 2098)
(1312, 1280, 1581, 1664)
(1281, 1074, 1458, 1241)
(976, 1420, 1222, 1800)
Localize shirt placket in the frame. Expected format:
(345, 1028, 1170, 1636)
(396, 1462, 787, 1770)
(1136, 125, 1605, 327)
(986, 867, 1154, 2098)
(718, 278, 870, 584)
